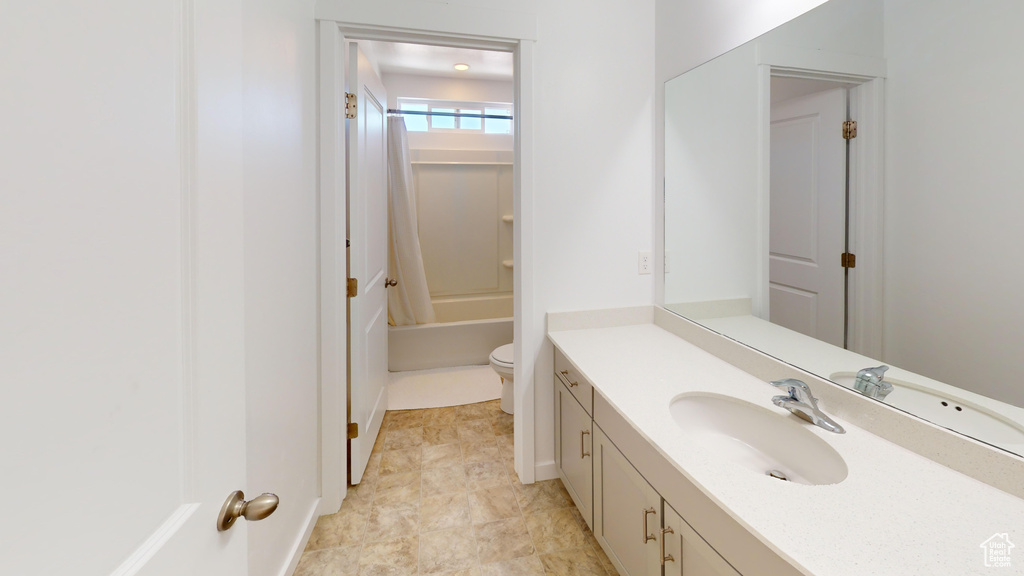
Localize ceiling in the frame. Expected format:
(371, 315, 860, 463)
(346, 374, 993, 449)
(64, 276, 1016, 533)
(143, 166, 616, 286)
(358, 40, 514, 81)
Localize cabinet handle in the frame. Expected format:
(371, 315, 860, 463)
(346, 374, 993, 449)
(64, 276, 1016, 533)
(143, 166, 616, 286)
(580, 429, 591, 458)
(559, 370, 579, 387)
(660, 527, 675, 565)
(642, 507, 657, 543)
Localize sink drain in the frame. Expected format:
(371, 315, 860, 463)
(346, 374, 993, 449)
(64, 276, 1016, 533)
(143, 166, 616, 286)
(766, 469, 790, 482)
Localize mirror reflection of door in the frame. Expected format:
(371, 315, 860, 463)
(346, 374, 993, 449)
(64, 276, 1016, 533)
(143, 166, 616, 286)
(768, 80, 849, 348)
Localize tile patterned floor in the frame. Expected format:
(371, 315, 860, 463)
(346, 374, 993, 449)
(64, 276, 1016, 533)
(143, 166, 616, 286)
(296, 400, 618, 576)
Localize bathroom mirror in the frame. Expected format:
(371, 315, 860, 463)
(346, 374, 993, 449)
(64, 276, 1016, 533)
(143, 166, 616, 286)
(663, 0, 1024, 457)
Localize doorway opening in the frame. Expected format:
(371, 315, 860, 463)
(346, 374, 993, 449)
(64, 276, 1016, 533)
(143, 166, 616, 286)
(347, 38, 518, 484)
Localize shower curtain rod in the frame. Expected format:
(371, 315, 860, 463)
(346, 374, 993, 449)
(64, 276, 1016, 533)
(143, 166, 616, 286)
(387, 109, 513, 120)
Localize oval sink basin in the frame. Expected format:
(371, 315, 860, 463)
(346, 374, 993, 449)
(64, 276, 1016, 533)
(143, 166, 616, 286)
(669, 393, 848, 485)
(830, 372, 1024, 451)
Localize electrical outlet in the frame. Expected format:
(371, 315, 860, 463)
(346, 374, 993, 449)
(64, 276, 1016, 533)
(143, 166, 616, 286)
(638, 251, 652, 275)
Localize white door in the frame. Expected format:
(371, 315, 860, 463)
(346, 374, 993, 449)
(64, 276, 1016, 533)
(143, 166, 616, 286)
(347, 43, 389, 484)
(769, 88, 848, 347)
(2, 3, 257, 574)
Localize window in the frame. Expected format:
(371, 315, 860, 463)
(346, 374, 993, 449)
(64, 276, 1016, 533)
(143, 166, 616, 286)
(397, 98, 512, 134)
(484, 107, 511, 134)
(459, 109, 482, 130)
(430, 108, 456, 129)
(398, 102, 428, 132)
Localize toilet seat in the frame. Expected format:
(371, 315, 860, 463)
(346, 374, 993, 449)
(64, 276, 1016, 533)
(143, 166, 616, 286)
(489, 343, 514, 368)
(489, 343, 515, 415)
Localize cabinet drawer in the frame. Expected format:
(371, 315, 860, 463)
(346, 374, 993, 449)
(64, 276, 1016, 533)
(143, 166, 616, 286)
(555, 348, 593, 415)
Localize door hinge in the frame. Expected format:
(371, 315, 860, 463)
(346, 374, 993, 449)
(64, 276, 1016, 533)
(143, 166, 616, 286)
(347, 422, 359, 439)
(843, 120, 857, 140)
(347, 278, 358, 298)
(345, 92, 357, 119)
(841, 252, 857, 268)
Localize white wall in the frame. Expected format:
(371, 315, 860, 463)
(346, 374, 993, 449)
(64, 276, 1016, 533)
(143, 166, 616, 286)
(663, 43, 761, 307)
(383, 73, 514, 150)
(242, 1, 321, 574)
(882, 0, 1024, 407)
(530, 0, 657, 476)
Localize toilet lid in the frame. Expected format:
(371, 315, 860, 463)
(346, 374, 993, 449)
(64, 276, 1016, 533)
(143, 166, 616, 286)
(490, 343, 514, 367)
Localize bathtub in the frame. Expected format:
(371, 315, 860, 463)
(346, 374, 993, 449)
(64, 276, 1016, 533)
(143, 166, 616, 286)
(388, 294, 513, 372)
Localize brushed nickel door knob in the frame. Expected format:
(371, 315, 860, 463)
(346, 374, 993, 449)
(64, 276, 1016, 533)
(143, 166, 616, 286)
(217, 490, 279, 531)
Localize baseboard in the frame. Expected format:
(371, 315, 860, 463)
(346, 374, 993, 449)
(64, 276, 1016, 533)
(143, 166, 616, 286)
(280, 497, 321, 576)
(534, 459, 558, 482)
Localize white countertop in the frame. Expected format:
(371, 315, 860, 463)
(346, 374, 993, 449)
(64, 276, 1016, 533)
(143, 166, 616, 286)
(548, 322, 1024, 576)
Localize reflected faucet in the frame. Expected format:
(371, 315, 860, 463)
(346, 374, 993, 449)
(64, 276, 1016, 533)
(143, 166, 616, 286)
(770, 379, 846, 434)
(854, 365, 892, 401)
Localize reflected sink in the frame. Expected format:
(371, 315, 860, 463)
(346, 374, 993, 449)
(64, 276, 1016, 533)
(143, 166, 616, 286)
(830, 372, 1024, 451)
(670, 393, 848, 485)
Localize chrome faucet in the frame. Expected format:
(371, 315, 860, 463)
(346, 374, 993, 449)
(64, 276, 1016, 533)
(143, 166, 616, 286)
(770, 379, 846, 434)
(854, 365, 892, 401)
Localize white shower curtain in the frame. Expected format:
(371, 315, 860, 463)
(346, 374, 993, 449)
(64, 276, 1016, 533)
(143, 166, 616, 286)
(387, 118, 436, 325)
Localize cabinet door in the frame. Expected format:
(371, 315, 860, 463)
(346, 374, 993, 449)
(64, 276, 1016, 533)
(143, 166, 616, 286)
(593, 425, 662, 576)
(556, 382, 594, 528)
(663, 503, 742, 576)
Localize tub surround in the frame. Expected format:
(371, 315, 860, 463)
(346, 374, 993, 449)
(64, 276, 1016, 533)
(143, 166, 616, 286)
(548, 307, 1024, 575)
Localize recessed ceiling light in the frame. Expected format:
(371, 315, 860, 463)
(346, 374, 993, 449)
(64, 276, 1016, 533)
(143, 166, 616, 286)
(453, 63, 470, 71)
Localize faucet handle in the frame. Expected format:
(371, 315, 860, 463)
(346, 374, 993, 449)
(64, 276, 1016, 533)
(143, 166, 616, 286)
(856, 365, 889, 383)
(770, 378, 817, 405)
(770, 378, 809, 393)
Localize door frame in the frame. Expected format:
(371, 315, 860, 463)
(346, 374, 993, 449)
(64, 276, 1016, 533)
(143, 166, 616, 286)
(754, 48, 885, 359)
(317, 17, 537, 513)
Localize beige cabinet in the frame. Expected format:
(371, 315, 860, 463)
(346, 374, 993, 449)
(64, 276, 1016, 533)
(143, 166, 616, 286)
(550, 344, 804, 576)
(555, 381, 594, 528)
(662, 503, 742, 576)
(593, 425, 663, 576)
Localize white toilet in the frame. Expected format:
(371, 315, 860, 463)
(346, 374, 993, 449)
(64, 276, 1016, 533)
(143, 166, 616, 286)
(489, 343, 515, 414)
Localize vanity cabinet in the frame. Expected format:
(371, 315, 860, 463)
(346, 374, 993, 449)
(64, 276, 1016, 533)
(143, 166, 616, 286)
(592, 425, 663, 576)
(553, 355, 759, 576)
(555, 379, 594, 528)
(662, 503, 742, 576)
(592, 424, 745, 576)
(554, 347, 756, 576)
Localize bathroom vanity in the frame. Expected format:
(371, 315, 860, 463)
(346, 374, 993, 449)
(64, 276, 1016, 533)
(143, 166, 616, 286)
(549, 307, 1024, 576)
